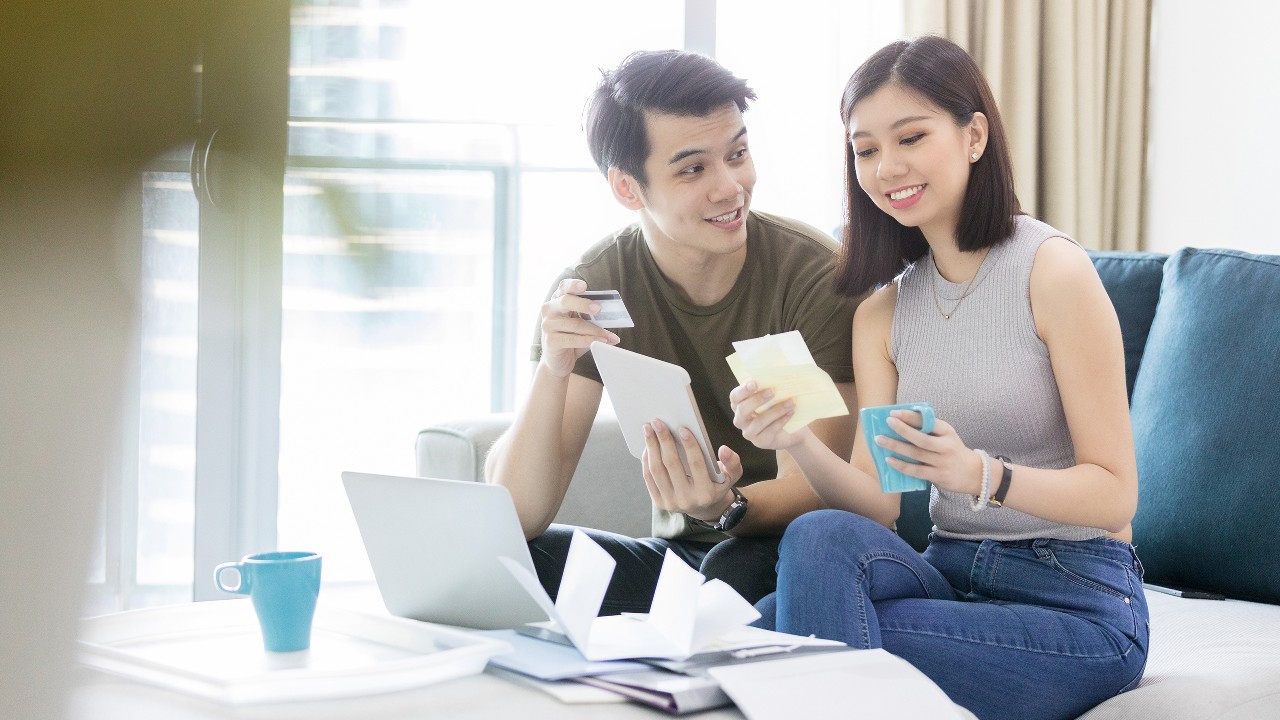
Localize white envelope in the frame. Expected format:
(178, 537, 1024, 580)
(500, 529, 761, 661)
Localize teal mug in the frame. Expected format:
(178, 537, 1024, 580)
(214, 551, 322, 652)
(860, 402, 936, 493)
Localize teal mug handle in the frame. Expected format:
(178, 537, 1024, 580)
(911, 404, 936, 435)
(214, 561, 251, 595)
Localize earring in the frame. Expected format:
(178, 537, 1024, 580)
(970, 152, 979, 162)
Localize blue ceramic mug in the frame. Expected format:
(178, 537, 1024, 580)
(214, 551, 322, 652)
(860, 402, 936, 493)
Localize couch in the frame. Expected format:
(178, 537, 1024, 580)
(416, 247, 1280, 719)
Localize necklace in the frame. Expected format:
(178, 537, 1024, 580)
(931, 248, 991, 320)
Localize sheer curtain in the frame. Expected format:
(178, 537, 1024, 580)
(905, 0, 1151, 251)
(717, 0, 905, 236)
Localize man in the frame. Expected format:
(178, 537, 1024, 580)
(485, 49, 858, 614)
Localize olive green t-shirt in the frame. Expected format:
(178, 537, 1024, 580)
(532, 210, 858, 539)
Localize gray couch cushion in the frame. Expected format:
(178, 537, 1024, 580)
(1129, 248, 1280, 604)
(415, 412, 651, 539)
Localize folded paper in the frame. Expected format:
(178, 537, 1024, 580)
(726, 330, 849, 433)
(500, 530, 760, 661)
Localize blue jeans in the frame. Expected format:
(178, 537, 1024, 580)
(754, 510, 1149, 720)
(530, 524, 781, 615)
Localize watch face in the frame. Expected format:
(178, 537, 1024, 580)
(717, 488, 748, 531)
(720, 501, 748, 531)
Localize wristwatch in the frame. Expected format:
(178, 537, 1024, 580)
(687, 486, 749, 532)
(989, 456, 1013, 507)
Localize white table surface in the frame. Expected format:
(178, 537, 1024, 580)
(69, 666, 745, 720)
(70, 588, 745, 720)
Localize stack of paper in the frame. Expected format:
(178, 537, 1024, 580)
(726, 331, 848, 433)
(491, 530, 852, 714)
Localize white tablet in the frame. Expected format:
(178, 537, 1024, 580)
(591, 342, 726, 483)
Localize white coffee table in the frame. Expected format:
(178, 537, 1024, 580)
(69, 666, 745, 720)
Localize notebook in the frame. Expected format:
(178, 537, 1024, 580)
(341, 471, 549, 630)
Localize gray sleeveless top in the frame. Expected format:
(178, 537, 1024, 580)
(892, 215, 1106, 541)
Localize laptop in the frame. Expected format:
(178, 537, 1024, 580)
(341, 471, 549, 630)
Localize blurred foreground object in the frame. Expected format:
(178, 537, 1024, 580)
(0, 3, 209, 718)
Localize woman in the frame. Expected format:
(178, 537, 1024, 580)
(729, 36, 1148, 720)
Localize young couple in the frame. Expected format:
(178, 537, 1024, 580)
(485, 37, 1148, 720)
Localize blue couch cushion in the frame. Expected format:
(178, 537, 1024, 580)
(1129, 248, 1280, 604)
(1088, 251, 1168, 398)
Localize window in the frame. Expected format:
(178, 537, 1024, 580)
(86, 159, 201, 614)
(717, 0, 904, 235)
(92, 1, 904, 610)
(277, 0, 681, 587)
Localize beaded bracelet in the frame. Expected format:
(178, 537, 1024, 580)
(970, 449, 991, 512)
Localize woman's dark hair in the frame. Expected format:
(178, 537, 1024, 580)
(833, 35, 1021, 297)
(584, 50, 755, 188)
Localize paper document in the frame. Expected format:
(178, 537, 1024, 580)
(726, 331, 849, 433)
(479, 629, 649, 681)
(500, 530, 760, 661)
(707, 648, 964, 720)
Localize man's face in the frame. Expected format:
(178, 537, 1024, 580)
(627, 103, 756, 258)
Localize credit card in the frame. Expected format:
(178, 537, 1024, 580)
(576, 290, 635, 329)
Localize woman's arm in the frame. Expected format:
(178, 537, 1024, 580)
(1010, 236, 1138, 533)
(730, 284, 903, 528)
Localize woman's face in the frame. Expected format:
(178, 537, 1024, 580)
(846, 83, 985, 243)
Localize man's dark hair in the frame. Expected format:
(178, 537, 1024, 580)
(833, 35, 1022, 297)
(584, 49, 756, 187)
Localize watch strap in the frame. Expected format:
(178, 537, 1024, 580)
(990, 456, 1013, 506)
(688, 485, 747, 532)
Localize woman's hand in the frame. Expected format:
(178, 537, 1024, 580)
(729, 381, 809, 451)
(877, 410, 984, 495)
(538, 278, 619, 378)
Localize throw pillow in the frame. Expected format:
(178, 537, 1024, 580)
(1129, 247, 1280, 604)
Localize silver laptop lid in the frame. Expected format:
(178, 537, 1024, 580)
(341, 471, 548, 630)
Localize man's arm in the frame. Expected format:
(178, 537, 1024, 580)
(728, 381, 856, 535)
(484, 278, 615, 540)
(485, 366, 602, 540)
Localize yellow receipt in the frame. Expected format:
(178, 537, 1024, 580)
(726, 331, 849, 433)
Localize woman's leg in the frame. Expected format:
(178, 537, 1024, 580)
(880, 537, 1149, 720)
(771, 509, 959, 647)
(770, 511, 1149, 720)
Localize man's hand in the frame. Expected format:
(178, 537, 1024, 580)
(539, 278, 620, 378)
(640, 419, 744, 523)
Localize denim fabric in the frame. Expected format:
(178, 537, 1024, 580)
(529, 524, 780, 614)
(756, 510, 1149, 720)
